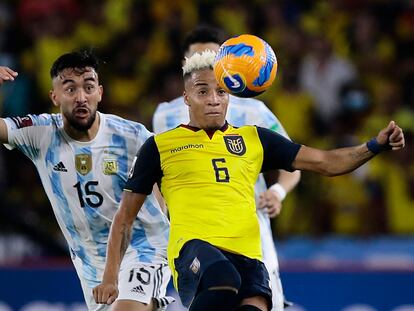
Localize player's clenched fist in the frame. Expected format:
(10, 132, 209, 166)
(93, 282, 118, 305)
(376, 120, 405, 150)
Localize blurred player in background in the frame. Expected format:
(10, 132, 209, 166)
(95, 50, 404, 311)
(0, 51, 173, 311)
(152, 25, 300, 310)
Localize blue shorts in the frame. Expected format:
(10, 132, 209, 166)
(174, 239, 272, 309)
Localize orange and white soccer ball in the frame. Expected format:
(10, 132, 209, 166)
(213, 34, 278, 97)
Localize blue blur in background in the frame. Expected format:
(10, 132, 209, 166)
(2, 236, 414, 311)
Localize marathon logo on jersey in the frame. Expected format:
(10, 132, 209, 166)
(11, 116, 33, 128)
(103, 158, 118, 175)
(75, 154, 92, 175)
(170, 143, 204, 154)
(224, 135, 246, 156)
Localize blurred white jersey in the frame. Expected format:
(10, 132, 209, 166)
(4, 112, 170, 288)
(153, 95, 288, 273)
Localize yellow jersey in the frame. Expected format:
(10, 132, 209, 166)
(125, 123, 300, 283)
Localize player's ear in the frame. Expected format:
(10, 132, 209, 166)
(183, 91, 190, 107)
(49, 89, 59, 107)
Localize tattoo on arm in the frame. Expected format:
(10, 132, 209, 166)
(120, 224, 131, 258)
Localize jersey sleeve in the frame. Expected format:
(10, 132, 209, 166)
(255, 101, 289, 138)
(137, 122, 154, 140)
(257, 126, 301, 172)
(152, 103, 166, 134)
(124, 136, 163, 195)
(3, 114, 50, 160)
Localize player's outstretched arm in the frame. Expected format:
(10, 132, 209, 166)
(93, 191, 147, 305)
(0, 66, 18, 143)
(292, 121, 405, 176)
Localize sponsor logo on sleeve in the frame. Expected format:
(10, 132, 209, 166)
(11, 116, 34, 128)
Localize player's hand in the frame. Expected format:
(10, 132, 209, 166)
(93, 281, 118, 305)
(258, 189, 282, 218)
(377, 121, 405, 150)
(0, 66, 18, 84)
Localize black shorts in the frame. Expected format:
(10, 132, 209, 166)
(174, 239, 272, 309)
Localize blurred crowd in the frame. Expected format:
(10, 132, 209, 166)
(0, 0, 413, 261)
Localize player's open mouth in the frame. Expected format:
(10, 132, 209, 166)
(74, 108, 89, 117)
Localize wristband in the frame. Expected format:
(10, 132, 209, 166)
(366, 138, 391, 154)
(269, 183, 287, 201)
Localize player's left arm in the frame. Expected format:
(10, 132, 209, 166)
(293, 121, 405, 176)
(261, 169, 301, 217)
(259, 165, 301, 218)
(255, 102, 301, 217)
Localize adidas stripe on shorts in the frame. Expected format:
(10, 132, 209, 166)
(117, 262, 174, 310)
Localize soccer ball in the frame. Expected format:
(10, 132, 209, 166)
(213, 34, 277, 98)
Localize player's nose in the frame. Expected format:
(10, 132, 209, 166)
(208, 91, 221, 105)
(75, 89, 87, 103)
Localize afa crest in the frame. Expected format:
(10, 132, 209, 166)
(103, 159, 118, 175)
(224, 135, 246, 156)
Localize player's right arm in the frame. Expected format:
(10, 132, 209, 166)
(0, 66, 19, 143)
(93, 136, 163, 304)
(93, 191, 147, 304)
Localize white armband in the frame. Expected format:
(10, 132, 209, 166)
(269, 183, 287, 201)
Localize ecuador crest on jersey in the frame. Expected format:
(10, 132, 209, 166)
(223, 135, 246, 156)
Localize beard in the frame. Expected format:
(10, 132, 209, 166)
(65, 108, 97, 131)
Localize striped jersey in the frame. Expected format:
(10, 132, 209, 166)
(4, 112, 169, 287)
(125, 123, 301, 284)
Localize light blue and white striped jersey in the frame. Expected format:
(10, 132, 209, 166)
(4, 112, 169, 287)
(153, 96, 289, 272)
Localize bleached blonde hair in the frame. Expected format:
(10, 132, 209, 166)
(182, 50, 217, 76)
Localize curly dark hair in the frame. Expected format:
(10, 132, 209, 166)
(50, 49, 101, 78)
